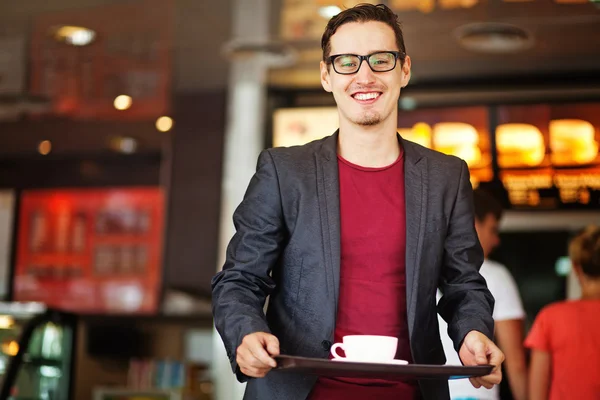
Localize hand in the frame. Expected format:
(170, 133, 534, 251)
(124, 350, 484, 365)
(459, 330, 505, 390)
(236, 332, 280, 378)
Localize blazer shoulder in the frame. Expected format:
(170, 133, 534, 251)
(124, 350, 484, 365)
(265, 135, 331, 166)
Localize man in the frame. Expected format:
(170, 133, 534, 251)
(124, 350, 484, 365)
(212, 4, 504, 400)
(438, 188, 527, 400)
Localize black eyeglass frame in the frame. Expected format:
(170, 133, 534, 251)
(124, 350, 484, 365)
(327, 51, 406, 75)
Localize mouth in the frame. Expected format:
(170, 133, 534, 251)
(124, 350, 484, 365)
(351, 91, 382, 104)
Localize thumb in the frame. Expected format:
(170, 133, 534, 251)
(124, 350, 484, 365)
(264, 334, 280, 356)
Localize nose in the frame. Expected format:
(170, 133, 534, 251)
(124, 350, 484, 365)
(354, 59, 376, 84)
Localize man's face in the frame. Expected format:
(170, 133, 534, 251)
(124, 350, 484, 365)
(475, 214, 501, 259)
(319, 21, 411, 128)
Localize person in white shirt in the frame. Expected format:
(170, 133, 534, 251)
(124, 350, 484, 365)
(438, 188, 527, 400)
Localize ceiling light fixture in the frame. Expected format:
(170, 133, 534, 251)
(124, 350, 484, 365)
(455, 22, 534, 53)
(318, 6, 342, 19)
(53, 26, 96, 46)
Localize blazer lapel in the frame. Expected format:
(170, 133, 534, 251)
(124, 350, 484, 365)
(402, 138, 428, 336)
(315, 132, 341, 316)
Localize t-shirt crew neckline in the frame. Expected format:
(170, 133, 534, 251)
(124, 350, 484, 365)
(337, 149, 404, 172)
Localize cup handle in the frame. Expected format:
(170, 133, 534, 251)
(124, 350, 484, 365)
(330, 343, 346, 359)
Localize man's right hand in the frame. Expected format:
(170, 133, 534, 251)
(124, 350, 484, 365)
(236, 332, 280, 378)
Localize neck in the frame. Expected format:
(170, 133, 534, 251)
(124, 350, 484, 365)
(337, 113, 400, 167)
(580, 277, 600, 300)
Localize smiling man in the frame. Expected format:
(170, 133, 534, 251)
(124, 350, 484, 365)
(212, 4, 504, 400)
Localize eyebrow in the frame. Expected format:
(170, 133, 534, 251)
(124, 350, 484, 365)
(331, 49, 399, 55)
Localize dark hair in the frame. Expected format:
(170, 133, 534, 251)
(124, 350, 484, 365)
(321, 3, 406, 62)
(569, 225, 600, 278)
(473, 188, 503, 223)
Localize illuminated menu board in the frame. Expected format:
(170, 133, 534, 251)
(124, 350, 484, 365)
(273, 106, 494, 187)
(273, 103, 600, 209)
(497, 103, 600, 209)
(397, 106, 494, 188)
(273, 107, 338, 147)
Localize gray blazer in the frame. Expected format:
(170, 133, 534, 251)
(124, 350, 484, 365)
(212, 132, 494, 400)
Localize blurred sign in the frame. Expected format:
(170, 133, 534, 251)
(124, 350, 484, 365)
(29, 0, 173, 120)
(13, 188, 164, 314)
(273, 107, 338, 147)
(0, 36, 25, 95)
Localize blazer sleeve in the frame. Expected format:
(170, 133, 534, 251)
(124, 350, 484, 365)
(437, 159, 495, 352)
(211, 149, 287, 379)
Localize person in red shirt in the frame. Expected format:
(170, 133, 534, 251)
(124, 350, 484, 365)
(525, 225, 600, 400)
(212, 4, 504, 400)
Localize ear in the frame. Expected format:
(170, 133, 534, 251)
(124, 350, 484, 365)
(400, 55, 411, 88)
(320, 61, 332, 93)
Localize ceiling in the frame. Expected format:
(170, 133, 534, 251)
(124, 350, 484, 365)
(1, 0, 599, 93)
(269, 0, 600, 88)
(0, 0, 233, 93)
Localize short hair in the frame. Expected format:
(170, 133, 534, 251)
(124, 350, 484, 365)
(321, 3, 406, 62)
(569, 225, 600, 278)
(473, 188, 503, 223)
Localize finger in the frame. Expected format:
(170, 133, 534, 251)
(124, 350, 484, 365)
(476, 370, 502, 389)
(473, 377, 493, 389)
(241, 335, 275, 367)
(238, 351, 272, 376)
(265, 335, 280, 357)
(240, 366, 268, 378)
(485, 369, 503, 385)
(481, 381, 494, 390)
(471, 340, 488, 365)
(469, 377, 482, 389)
(244, 350, 273, 369)
(488, 347, 505, 369)
(237, 344, 270, 371)
(248, 339, 277, 368)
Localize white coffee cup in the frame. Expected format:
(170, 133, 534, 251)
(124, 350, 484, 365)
(330, 335, 399, 362)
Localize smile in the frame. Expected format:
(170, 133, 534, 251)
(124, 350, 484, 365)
(351, 92, 382, 103)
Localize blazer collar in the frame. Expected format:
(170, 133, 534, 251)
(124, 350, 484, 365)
(317, 129, 425, 166)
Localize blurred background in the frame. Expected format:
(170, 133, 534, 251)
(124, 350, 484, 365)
(0, 0, 599, 399)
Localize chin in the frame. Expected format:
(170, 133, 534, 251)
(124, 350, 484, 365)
(353, 112, 382, 126)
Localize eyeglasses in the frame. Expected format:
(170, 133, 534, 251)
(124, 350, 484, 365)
(328, 51, 405, 75)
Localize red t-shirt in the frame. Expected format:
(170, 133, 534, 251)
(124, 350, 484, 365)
(524, 299, 600, 400)
(308, 151, 417, 400)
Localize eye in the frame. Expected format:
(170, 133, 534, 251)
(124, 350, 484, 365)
(370, 54, 393, 66)
(337, 56, 357, 68)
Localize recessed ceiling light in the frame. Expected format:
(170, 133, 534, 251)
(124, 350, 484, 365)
(455, 22, 534, 53)
(156, 116, 174, 132)
(113, 95, 132, 111)
(53, 26, 96, 46)
(318, 6, 342, 19)
(38, 140, 52, 155)
(110, 137, 138, 154)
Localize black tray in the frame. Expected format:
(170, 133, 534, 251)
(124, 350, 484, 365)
(274, 355, 493, 380)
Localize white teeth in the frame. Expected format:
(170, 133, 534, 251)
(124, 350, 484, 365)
(354, 92, 380, 101)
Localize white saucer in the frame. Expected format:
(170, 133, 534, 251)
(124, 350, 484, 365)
(332, 358, 409, 365)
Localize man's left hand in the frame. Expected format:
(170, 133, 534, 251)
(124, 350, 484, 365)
(459, 330, 505, 389)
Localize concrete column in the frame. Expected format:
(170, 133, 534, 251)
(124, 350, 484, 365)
(212, 0, 270, 399)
